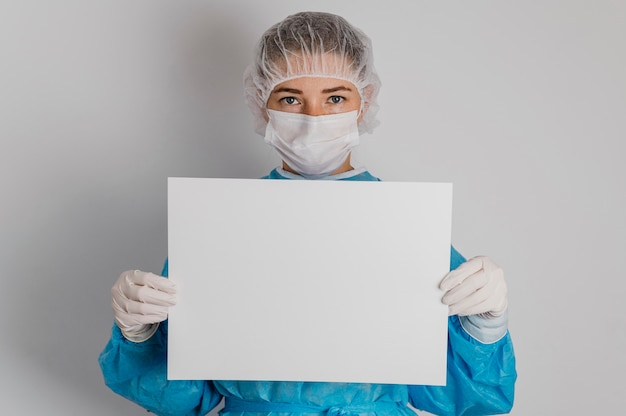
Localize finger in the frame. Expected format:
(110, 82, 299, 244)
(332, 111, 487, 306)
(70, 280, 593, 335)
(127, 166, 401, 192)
(450, 300, 489, 316)
(439, 257, 484, 291)
(124, 283, 178, 306)
(114, 298, 170, 319)
(113, 280, 177, 307)
(112, 300, 169, 327)
(447, 285, 494, 316)
(441, 269, 489, 305)
(131, 271, 178, 295)
(112, 292, 172, 316)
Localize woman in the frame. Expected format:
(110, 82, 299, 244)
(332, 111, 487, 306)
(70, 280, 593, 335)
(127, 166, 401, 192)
(99, 11, 516, 416)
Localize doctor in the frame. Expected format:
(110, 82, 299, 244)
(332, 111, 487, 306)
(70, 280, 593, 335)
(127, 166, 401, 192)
(100, 11, 516, 416)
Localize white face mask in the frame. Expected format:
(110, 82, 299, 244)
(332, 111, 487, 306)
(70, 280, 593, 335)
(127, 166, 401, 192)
(264, 109, 360, 179)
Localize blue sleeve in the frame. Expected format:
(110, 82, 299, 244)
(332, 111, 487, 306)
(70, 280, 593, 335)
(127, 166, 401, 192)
(98, 259, 223, 416)
(98, 322, 222, 416)
(450, 245, 465, 271)
(407, 247, 517, 415)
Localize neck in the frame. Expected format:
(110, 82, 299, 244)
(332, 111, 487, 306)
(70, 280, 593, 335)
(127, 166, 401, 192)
(282, 155, 354, 177)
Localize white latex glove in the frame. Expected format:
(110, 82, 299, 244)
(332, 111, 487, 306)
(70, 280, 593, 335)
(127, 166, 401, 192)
(440, 256, 508, 317)
(111, 270, 178, 341)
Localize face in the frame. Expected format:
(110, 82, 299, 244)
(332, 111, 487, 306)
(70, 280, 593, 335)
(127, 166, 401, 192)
(265, 77, 362, 176)
(266, 77, 362, 119)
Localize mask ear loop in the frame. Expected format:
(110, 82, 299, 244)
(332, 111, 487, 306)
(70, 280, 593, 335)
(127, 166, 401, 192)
(356, 92, 365, 121)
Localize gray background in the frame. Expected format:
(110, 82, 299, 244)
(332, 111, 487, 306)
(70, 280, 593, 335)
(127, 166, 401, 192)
(1, 1, 624, 414)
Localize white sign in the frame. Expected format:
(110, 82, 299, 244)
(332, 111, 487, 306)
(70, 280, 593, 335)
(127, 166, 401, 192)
(167, 177, 452, 385)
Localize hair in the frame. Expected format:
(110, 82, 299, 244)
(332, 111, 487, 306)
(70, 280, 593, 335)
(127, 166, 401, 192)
(257, 12, 367, 78)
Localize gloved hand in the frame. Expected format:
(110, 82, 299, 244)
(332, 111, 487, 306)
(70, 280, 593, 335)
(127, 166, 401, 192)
(440, 256, 508, 318)
(111, 270, 178, 342)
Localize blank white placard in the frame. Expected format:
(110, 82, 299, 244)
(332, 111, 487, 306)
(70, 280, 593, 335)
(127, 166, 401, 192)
(167, 177, 452, 385)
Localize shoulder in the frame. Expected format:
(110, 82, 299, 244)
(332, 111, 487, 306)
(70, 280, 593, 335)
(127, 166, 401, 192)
(340, 171, 381, 182)
(261, 168, 285, 179)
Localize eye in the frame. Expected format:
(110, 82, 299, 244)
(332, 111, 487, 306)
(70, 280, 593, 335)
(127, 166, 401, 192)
(329, 96, 345, 104)
(280, 97, 299, 105)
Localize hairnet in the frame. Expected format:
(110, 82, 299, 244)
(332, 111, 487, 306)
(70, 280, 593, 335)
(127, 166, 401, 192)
(244, 11, 381, 136)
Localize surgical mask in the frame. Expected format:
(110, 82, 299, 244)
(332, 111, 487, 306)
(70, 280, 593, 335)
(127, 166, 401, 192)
(264, 109, 360, 179)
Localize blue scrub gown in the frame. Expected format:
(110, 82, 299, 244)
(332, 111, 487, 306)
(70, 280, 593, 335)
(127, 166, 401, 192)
(99, 169, 517, 416)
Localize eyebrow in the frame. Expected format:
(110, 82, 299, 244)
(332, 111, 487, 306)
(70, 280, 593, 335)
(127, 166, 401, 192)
(272, 86, 354, 94)
(273, 87, 303, 94)
(321, 86, 353, 94)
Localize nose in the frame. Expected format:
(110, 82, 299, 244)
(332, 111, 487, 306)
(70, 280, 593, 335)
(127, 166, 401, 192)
(302, 100, 325, 117)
